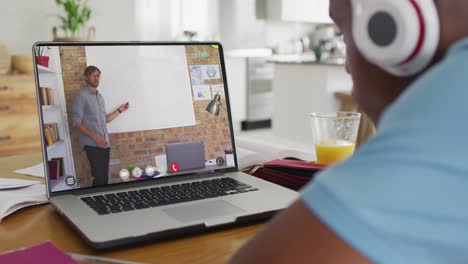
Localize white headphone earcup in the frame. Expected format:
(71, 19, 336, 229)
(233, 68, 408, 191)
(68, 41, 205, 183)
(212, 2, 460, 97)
(352, 0, 440, 76)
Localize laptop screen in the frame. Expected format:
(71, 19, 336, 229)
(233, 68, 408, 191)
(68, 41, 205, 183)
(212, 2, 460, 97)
(34, 43, 237, 193)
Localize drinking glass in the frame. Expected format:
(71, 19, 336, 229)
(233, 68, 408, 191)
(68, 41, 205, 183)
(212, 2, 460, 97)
(310, 112, 361, 165)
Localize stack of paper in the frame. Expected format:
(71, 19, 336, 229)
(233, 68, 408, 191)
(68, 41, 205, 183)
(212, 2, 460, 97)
(14, 162, 45, 178)
(0, 178, 48, 222)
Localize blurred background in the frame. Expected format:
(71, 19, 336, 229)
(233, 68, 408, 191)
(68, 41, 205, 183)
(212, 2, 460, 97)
(1, 0, 362, 158)
(1, 0, 337, 53)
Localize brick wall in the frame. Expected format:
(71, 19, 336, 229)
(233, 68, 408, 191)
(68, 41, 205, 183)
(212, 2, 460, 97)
(59, 46, 92, 187)
(60, 45, 233, 187)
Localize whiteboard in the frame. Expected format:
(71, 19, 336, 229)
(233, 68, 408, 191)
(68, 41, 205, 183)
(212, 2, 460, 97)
(85, 46, 195, 134)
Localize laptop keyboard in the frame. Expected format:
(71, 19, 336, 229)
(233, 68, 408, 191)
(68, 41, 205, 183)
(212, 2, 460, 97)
(81, 177, 259, 215)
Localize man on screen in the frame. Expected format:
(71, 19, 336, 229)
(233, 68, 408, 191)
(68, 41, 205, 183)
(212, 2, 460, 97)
(72, 65, 129, 186)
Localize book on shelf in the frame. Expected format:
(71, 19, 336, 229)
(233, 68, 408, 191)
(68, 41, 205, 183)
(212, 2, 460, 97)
(47, 160, 59, 180)
(47, 124, 54, 143)
(52, 123, 58, 140)
(44, 131, 51, 146)
(40, 87, 47, 105)
(43, 123, 60, 146)
(47, 157, 64, 180)
(51, 157, 64, 177)
(39, 87, 54, 106)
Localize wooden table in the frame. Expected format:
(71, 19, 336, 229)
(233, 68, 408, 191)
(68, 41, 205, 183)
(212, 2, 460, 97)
(0, 153, 264, 263)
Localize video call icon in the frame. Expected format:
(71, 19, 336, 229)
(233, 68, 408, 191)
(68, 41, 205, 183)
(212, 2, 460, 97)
(65, 176, 76, 187)
(216, 157, 225, 166)
(169, 162, 180, 173)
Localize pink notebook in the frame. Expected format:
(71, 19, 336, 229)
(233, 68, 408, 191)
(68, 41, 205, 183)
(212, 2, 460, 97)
(0, 241, 77, 264)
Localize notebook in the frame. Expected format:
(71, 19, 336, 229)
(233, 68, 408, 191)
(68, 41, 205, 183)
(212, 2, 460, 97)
(0, 241, 76, 264)
(33, 41, 298, 250)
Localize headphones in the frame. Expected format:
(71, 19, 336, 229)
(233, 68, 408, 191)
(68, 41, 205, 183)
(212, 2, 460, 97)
(351, 0, 440, 76)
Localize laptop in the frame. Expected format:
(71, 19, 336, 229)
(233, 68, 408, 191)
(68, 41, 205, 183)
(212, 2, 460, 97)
(165, 141, 206, 172)
(33, 41, 298, 250)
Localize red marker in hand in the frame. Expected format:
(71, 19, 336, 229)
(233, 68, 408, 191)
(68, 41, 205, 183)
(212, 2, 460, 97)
(119, 102, 130, 113)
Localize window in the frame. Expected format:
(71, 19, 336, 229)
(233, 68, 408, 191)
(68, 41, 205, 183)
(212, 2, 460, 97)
(135, 0, 219, 41)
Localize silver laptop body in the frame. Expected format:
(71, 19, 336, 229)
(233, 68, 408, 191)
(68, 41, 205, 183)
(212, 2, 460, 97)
(165, 141, 206, 172)
(33, 41, 298, 250)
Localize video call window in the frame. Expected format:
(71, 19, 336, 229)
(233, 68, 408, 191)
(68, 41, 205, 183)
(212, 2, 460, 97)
(35, 44, 235, 193)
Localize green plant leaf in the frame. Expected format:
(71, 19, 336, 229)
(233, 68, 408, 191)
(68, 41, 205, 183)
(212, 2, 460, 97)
(71, 16, 79, 34)
(35, 46, 41, 56)
(58, 15, 67, 25)
(56, 0, 91, 36)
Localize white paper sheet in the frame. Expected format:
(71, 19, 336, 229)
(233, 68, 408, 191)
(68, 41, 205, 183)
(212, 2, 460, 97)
(14, 163, 45, 178)
(0, 178, 42, 190)
(0, 184, 48, 222)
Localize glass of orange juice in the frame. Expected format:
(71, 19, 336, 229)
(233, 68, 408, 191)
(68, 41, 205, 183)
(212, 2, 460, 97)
(310, 112, 361, 165)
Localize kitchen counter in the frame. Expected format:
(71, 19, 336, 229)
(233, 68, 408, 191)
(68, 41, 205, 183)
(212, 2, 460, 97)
(224, 49, 347, 134)
(271, 60, 351, 144)
(269, 58, 345, 66)
(267, 54, 345, 66)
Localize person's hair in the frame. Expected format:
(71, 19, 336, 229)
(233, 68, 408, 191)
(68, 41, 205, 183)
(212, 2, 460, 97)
(84, 65, 101, 76)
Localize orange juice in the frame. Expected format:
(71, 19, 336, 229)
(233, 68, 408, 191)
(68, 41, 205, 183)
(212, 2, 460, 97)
(315, 139, 356, 165)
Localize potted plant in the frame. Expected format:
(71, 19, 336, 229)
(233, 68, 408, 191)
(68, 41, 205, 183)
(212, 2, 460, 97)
(35, 46, 50, 67)
(53, 0, 95, 41)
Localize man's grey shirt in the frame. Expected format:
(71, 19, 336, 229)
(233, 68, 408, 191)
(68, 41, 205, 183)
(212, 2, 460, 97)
(72, 87, 110, 149)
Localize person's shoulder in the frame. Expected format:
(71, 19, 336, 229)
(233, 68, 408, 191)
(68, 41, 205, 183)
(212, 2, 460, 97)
(77, 88, 90, 96)
(421, 39, 468, 90)
(380, 41, 468, 128)
(413, 44, 468, 94)
(424, 44, 468, 86)
(74, 88, 89, 101)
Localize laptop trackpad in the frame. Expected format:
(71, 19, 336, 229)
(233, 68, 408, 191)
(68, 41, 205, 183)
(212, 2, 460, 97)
(164, 200, 244, 223)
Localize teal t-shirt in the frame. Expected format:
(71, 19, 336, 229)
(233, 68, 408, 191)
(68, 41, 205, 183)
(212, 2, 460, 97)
(301, 38, 468, 263)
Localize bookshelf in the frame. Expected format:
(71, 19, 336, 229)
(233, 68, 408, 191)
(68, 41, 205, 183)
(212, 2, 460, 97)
(37, 64, 55, 73)
(41, 105, 60, 111)
(46, 140, 64, 151)
(37, 47, 76, 191)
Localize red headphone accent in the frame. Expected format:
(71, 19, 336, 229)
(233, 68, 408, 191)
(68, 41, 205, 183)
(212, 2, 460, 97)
(398, 0, 426, 65)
